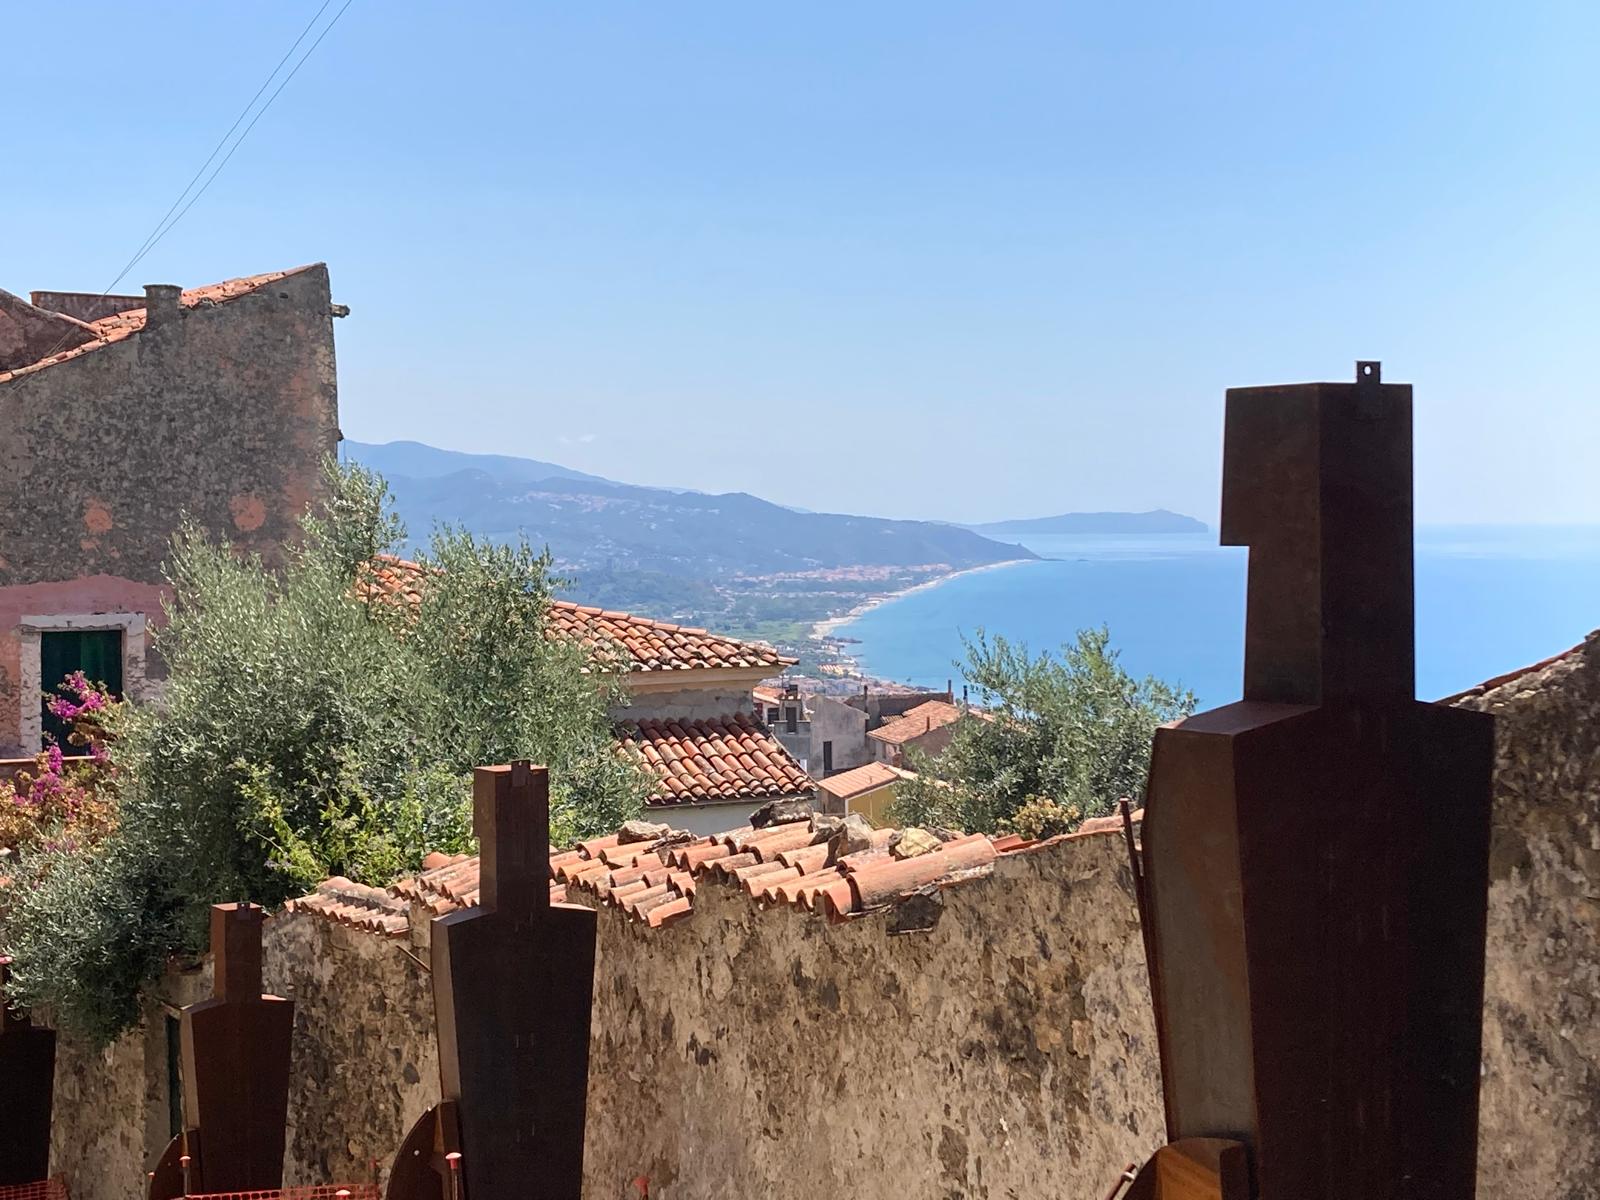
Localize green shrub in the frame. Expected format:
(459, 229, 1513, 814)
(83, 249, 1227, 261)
(890, 627, 1193, 834)
(2, 461, 648, 1043)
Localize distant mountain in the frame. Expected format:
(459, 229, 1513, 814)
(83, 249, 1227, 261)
(343, 440, 614, 489)
(342, 441, 1035, 579)
(968, 509, 1207, 535)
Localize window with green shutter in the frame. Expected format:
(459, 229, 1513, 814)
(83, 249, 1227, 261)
(39, 629, 123, 752)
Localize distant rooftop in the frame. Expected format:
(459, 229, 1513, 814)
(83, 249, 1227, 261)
(618, 714, 814, 808)
(866, 700, 964, 746)
(363, 554, 795, 675)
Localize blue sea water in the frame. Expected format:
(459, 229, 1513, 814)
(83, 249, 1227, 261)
(840, 527, 1600, 708)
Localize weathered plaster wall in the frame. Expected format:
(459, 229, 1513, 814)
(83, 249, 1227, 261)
(647, 801, 766, 838)
(0, 572, 167, 756)
(582, 831, 1164, 1199)
(0, 266, 339, 588)
(810, 694, 871, 774)
(615, 683, 763, 723)
(1455, 632, 1600, 1199)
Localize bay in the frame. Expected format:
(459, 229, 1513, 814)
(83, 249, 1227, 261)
(839, 526, 1600, 707)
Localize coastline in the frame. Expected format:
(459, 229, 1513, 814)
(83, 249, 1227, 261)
(808, 557, 1036, 663)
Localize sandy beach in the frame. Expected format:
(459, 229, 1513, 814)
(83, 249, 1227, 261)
(809, 558, 1035, 643)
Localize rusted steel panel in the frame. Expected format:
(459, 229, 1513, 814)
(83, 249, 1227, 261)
(0, 958, 56, 1185)
(428, 764, 596, 1200)
(1137, 364, 1495, 1199)
(149, 904, 294, 1199)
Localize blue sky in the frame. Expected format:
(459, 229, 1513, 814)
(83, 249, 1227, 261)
(7, 2, 1597, 524)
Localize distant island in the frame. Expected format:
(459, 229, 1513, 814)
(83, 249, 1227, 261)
(967, 509, 1207, 536)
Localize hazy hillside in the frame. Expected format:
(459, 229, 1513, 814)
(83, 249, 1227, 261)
(968, 508, 1207, 535)
(344, 441, 1035, 579)
(345, 439, 613, 489)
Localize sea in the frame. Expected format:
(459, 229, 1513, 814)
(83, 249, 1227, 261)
(838, 526, 1600, 708)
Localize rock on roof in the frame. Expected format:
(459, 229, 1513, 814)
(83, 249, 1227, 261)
(816, 761, 913, 803)
(867, 700, 964, 746)
(362, 555, 794, 675)
(618, 714, 814, 807)
(286, 813, 1139, 937)
(0, 267, 318, 384)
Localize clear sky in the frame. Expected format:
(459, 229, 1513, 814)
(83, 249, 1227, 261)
(7, 2, 1597, 525)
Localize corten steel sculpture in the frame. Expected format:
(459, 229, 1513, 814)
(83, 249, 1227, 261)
(387, 763, 597, 1200)
(148, 903, 295, 1200)
(1124, 363, 1495, 1200)
(0, 957, 57, 1186)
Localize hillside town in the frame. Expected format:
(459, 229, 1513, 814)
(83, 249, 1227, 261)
(1, 258, 1596, 1200)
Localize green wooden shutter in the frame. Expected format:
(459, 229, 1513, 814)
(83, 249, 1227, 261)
(38, 629, 123, 751)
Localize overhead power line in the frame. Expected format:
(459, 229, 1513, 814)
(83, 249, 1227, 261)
(116, 0, 359, 286)
(30, 0, 358, 369)
(106, 0, 341, 296)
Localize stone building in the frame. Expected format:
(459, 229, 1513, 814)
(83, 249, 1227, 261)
(42, 632, 1600, 1200)
(0, 267, 343, 757)
(866, 697, 963, 766)
(751, 685, 960, 781)
(815, 759, 916, 825)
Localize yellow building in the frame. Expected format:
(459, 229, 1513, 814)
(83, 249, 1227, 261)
(816, 761, 917, 827)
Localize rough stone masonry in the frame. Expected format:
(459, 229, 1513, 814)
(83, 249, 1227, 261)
(0, 266, 340, 756)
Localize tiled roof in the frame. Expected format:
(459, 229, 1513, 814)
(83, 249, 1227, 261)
(0, 267, 317, 384)
(618, 714, 814, 807)
(361, 555, 794, 675)
(816, 761, 911, 803)
(286, 812, 1143, 937)
(867, 700, 964, 746)
(286, 851, 568, 939)
(1437, 633, 1594, 703)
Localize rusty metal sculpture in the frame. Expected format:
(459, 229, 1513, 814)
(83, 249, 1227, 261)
(0, 957, 57, 1186)
(387, 763, 596, 1200)
(148, 903, 295, 1200)
(1128, 363, 1495, 1200)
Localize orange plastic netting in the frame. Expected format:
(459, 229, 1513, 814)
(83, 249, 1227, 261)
(0, 1180, 68, 1200)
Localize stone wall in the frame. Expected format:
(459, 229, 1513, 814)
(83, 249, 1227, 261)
(614, 682, 764, 724)
(264, 913, 439, 1189)
(582, 830, 1164, 1200)
(1454, 631, 1600, 1199)
(47, 969, 209, 1200)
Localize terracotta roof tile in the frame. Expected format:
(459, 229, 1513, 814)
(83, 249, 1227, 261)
(866, 701, 964, 746)
(286, 808, 1140, 938)
(285, 877, 412, 938)
(617, 714, 813, 808)
(0, 267, 319, 384)
(816, 761, 912, 802)
(360, 555, 794, 675)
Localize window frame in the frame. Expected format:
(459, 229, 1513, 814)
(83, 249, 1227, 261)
(18, 612, 147, 751)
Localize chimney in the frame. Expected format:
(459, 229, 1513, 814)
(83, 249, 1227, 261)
(144, 283, 182, 329)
